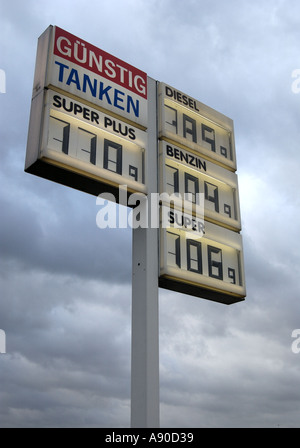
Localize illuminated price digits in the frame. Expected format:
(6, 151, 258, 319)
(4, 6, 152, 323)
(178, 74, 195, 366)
(160, 82, 237, 171)
(183, 114, 197, 143)
(166, 231, 239, 285)
(49, 116, 70, 155)
(165, 107, 232, 160)
(202, 124, 216, 153)
(205, 181, 219, 213)
(208, 245, 223, 280)
(48, 113, 143, 184)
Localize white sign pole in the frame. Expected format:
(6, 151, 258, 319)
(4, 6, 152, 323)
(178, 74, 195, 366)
(131, 77, 160, 428)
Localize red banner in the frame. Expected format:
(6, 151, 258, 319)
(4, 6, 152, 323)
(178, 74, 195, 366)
(53, 27, 147, 99)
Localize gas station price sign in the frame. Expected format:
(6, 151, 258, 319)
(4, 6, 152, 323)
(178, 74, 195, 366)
(25, 26, 149, 198)
(158, 82, 246, 304)
(25, 24, 247, 430)
(159, 140, 241, 232)
(158, 83, 237, 172)
(159, 216, 246, 305)
(25, 25, 246, 307)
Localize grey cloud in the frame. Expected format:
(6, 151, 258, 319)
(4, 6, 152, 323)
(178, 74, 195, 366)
(0, 180, 132, 283)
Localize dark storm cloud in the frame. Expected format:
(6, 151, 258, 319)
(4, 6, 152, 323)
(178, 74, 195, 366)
(0, 167, 132, 283)
(0, 266, 132, 427)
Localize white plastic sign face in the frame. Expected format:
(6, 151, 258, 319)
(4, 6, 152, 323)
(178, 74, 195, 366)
(34, 26, 148, 127)
(158, 83, 236, 171)
(40, 89, 147, 194)
(160, 217, 246, 304)
(25, 26, 150, 198)
(161, 206, 205, 239)
(160, 141, 241, 231)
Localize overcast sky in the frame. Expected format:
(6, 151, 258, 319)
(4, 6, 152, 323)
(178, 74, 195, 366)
(1, 0, 300, 428)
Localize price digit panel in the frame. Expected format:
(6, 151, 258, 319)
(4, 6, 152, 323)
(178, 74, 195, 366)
(26, 89, 147, 197)
(158, 82, 237, 172)
(159, 217, 246, 305)
(160, 141, 241, 231)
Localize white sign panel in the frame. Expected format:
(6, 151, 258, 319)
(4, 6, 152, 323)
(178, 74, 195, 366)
(26, 89, 147, 196)
(25, 26, 150, 198)
(158, 82, 246, 303)
(159, 217, 246, 304)
(158, 82, 236, 171)
(160, 141, 241, 231)
(33, 26, 148, 127)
